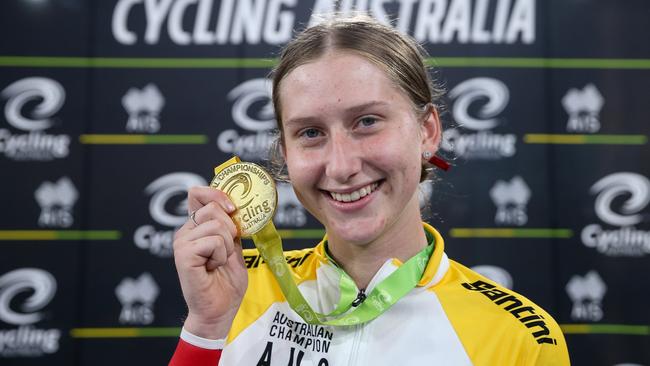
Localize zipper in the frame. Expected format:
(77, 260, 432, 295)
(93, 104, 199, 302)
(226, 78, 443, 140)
(347, 323, 363, 365)
(351, 289, 366, 307)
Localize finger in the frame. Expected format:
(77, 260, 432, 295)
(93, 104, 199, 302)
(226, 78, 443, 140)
(191, 202, 238, 236)
(187, 186, 236, 215)
(184, 216, 238, 243)
(191, 235, 233, 270)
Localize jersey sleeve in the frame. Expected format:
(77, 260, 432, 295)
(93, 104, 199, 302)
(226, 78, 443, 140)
(169, 339, 222, 366)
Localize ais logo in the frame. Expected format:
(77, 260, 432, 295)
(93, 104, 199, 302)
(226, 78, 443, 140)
(442, 77, 516, 159)
(0, 268, 61, 357)
(565, 270, 606, 322)
(122, 83, 165, 133)
(562, 84, 604, 133)
(217, 78, 277, 161)
(34, 177, 78, 228)
(490, 176, 530, 226)
(134, 172, 207, 257)
(115, 273, 159, 325)
(581, 172, 650, 257)
(0, 77, 70, 161)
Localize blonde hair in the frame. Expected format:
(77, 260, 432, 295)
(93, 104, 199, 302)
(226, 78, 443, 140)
(269, 14, 445, 182)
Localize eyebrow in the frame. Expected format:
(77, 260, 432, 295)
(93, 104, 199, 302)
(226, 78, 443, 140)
(284, 101, 390, 128)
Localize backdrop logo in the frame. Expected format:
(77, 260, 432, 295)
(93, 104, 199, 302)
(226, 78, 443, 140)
(0, 268, 61, 357)
(442, 77, 516, 159)
(0, 77, 70, 161)
(490, 176, 530, 226)
(122, 83, 165, 133)
(35, 177, 78, 228)
(274, 182, 306, 227)
(562, 84, 604, 133)
(111, 0, 535, 46)
(565, 270, 606, 322)
(115, 273, 159, 325)
(217, 78, 276, 161)
(471, 265, 513, 289)
(581, 172, 650, 256)
(134, 172, 207, 257)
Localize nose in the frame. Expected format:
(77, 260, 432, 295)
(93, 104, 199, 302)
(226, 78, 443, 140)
(325, 130, 361, 183)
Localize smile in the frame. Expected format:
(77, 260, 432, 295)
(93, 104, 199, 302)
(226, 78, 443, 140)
(328, 182, 379, 203)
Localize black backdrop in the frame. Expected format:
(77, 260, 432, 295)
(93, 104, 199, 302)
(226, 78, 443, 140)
(0, 0, 649, 365)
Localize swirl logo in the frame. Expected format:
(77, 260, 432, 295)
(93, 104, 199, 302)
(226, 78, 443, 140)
(1, 77, 65, 131)
(268, 257, 286, 277)
(591, 172, 650, 226)
(448, 77, 509, 131)
(145, 172, 207, 227)
(0, 268, 57, 325)
(227, 78, 276, 131)
(222, 173, 254, 209)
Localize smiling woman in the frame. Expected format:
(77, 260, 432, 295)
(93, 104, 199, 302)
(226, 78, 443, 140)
(169, 14, 570, 366)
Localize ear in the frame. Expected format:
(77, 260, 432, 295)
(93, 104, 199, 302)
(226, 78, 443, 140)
(420, 104, 442, 154)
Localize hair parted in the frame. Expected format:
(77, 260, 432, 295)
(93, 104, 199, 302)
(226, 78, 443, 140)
(268, 13, 446, 182)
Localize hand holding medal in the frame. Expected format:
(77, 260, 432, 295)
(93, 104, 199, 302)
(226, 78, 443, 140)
(211, 156, 433, 327)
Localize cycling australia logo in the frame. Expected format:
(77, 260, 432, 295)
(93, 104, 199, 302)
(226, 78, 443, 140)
(565, 270, 606, 322)
(490, 176, 530, 226)
(274, 182, 307, 228)
(0, 268, 60, 357)
(562, 84, 604, 133)
(471, 265, 513, 289)
(115, 273, 159, 325)
(134, 172, 207, 257)
(122, 83, 165, 133)
(0, 77, 70, 161)
(442, 77, 516, 159)
(35, 177, 78, 228)
(581, 172, 650, 256)
(217, 78, 276, 161)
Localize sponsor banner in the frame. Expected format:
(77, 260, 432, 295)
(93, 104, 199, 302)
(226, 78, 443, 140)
(91, 0, 543, 57)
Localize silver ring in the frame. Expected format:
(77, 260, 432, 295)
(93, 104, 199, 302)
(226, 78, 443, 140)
(189, 210, 199, 227)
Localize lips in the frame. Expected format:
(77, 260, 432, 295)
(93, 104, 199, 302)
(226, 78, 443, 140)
(328, 182, 380, 203)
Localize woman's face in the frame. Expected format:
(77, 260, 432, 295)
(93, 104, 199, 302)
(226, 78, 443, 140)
(278, 50, 439, 246)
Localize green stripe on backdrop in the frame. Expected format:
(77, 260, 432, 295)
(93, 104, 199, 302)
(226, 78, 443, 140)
(79, 134, 208, 144)
(449, 228, 573, 238)
(68, 324, 650, 338)
(561, 324, 650, 336)
(2, 56, 650, 69)
(0, 230, 121, 240)
(524, 134, 648, 145)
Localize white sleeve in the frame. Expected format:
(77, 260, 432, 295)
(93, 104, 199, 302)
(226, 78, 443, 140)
(180, 327, 226, 350)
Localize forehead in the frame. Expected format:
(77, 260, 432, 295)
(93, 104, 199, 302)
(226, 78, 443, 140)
(279, 51, 410, 120)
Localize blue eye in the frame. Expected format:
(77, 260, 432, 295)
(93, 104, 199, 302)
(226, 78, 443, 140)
(359, 117, 377, 127)
(302, 128, 321, 138)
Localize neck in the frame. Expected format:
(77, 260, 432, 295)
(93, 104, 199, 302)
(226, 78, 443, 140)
(326, 209, 428, 290)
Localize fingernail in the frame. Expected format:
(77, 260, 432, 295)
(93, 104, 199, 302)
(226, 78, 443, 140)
(226, 202, 236, 212)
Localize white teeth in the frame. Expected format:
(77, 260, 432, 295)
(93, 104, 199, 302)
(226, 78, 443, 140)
(329, 183, 379, 203)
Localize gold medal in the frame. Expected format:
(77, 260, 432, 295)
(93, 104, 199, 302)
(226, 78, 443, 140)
(210, 157, 277, 237)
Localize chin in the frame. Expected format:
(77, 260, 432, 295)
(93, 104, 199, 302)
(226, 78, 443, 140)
(326, 217, 384, 245)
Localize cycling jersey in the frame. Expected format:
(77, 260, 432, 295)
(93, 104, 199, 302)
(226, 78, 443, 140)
(170, 224, 570, 365)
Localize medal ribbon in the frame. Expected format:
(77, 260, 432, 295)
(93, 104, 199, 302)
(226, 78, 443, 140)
(214, 157, 433, 326)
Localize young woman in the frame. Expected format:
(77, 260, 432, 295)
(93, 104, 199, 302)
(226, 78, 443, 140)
(170, 15, 570, 366)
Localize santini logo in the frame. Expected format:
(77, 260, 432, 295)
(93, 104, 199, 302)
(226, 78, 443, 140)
(34, 177, 78, 228)
(217, 78, 276, 161)
(490, 176, 530, 226)
(122, 83, 165, 133)
(581, 172, 650, 256)
(115, 273, 159, 325)
(0, 77, 70, 161)
(442, 77, 516, 159)
(134, 172, 207, 257)
(0, 268, 60, 357)
(462, 280, 557, 346)
(562, 84, 604, 133)
(565, 271, 606, 322)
